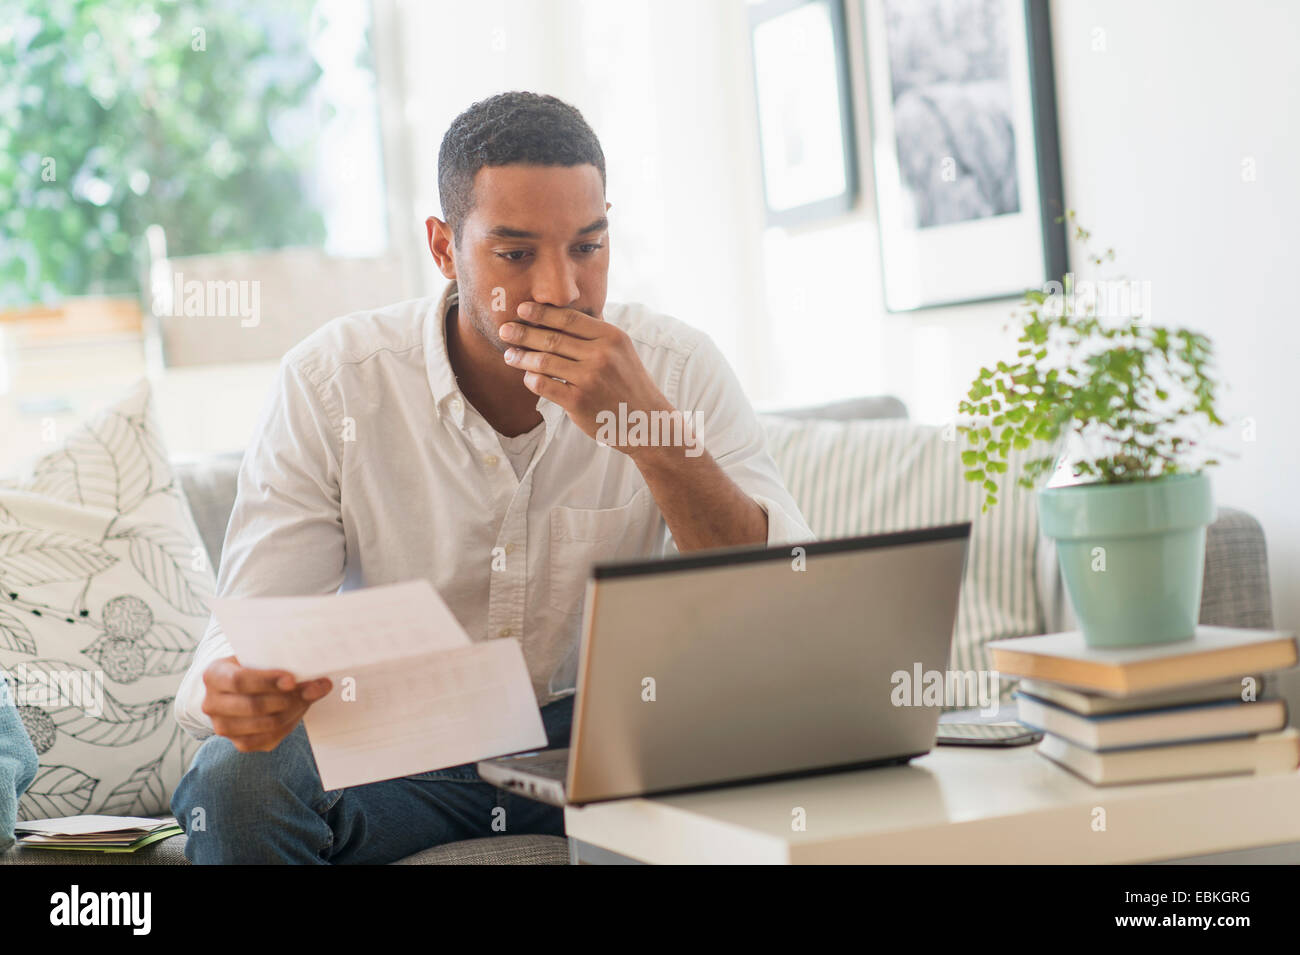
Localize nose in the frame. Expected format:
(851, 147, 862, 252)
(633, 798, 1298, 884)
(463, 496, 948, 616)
(529, 249, 581, 309)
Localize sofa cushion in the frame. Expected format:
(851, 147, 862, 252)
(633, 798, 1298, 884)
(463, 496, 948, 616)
(0, 379, 214, 821)
(760, 416, 1059, 702)
(390, 833, 569, 865)
(0, 815, 569, 865)
(172, 452, 244, 573)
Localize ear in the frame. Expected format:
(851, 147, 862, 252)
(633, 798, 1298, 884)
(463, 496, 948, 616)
(426, 216, 457, 280)
(605, 201, 612, 213)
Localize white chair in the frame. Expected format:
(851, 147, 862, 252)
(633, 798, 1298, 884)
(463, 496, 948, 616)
(141, 226, 412, 371)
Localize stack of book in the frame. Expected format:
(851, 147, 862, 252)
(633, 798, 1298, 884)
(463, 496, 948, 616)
(14, 815, 183, 854)
(988, 625, 1300, 785)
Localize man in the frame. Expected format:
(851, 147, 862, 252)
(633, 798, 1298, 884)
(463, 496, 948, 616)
(170, 92, 812, 864)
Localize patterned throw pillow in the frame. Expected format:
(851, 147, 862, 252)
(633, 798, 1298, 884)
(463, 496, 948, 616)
(0, 379, 214, 820)
(759, 416, 1060, 704)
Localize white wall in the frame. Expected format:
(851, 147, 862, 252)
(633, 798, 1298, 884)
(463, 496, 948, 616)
(387, 0, 1299, 636)
(1046, 0, 1300, 650)
(749, 0, 1300, 638)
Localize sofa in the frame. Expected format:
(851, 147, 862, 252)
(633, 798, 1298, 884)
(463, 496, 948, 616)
(0, 395, 1279, 865)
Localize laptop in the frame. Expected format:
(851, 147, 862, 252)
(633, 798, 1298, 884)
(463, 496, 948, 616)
(477, 522, 971, 806)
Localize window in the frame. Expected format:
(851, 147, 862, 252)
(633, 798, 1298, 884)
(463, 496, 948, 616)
(0, 0, 388, 307)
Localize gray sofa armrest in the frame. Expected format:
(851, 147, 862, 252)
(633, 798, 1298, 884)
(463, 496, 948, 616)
(1198, 507, 1274, 630)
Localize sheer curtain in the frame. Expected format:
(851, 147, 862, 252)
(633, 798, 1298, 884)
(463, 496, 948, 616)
(380, 0, 775, 399)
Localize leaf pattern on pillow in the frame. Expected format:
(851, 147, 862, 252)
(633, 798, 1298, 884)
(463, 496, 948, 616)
(0, 606, 36, 654)
(124, 412, 174, 496)
(100, 724, 200, 817)
(18, 765, 98, 821)
(51, 698, 173, 747)
(81, 622, 197, 683)
(138, 621, 199, 676)
(108, 524, 213, 616)
(0, 529, 117, 587)
(29, 412, 157, 514)
(8, 658, 173, 746)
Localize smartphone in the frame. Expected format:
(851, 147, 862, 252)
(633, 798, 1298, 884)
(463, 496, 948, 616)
(935, 721, 1043, 747)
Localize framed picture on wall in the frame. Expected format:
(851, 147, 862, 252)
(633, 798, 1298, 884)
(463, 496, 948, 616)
(861, 0, 1067, 311)
(749, 0, 858, 227)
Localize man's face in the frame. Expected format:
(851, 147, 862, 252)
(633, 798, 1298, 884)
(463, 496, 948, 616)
(437, 163, 610, 355)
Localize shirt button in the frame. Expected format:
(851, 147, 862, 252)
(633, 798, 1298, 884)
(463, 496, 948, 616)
(498, 627, 513, 638)
(448, 397, 463, 414)
(504, 543, 515, 555)
(484, 454, 499, 468)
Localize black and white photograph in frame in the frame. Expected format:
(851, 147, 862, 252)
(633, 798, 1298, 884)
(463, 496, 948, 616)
(749, 0, 858, 227)
(862, 0, 1066, 311)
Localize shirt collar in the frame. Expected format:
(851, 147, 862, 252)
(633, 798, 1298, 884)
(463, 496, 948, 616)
(424, 280, 567, 430)
(424, 280, 462, 422)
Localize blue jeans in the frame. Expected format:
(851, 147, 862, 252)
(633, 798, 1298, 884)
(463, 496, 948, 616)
(171, 695, 573, 864)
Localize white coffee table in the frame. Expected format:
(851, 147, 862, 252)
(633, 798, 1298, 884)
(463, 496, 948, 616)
(564, 744, 1300, 864)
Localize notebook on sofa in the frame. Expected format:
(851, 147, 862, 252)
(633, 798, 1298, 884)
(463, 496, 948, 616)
(14, 815, 183, 852)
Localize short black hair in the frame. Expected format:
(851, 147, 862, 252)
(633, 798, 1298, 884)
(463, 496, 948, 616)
(437, 91, 606, 245)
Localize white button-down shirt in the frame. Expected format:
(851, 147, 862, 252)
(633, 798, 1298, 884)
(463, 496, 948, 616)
(174, 281, 813, 740)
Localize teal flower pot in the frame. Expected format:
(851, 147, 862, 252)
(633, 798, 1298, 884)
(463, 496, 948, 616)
(1037, 472, 1214, 648)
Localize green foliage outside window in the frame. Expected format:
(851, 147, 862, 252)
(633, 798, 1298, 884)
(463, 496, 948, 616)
(0, 0, 330, 307)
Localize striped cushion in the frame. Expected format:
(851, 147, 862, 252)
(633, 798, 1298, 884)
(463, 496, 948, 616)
(759, 416, 1056, 702)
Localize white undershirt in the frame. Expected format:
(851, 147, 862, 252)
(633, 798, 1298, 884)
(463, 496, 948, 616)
(496, 420, 546, 480)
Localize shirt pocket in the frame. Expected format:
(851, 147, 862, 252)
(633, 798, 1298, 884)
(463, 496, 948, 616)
(548, 487, 656, 616)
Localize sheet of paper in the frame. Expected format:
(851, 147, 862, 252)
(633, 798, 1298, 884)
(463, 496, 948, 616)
(210, 579, 471, 680)
(209, 579, 546, 789)
(14, 815, 165, 836)
(303, 638, 547, 790)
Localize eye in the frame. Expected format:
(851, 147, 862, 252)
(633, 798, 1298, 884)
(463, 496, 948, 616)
(575, 243, 604, 255)
(496, 250, 530, 262)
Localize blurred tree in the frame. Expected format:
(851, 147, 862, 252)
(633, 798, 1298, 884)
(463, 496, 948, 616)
(0, 0, 329, 306)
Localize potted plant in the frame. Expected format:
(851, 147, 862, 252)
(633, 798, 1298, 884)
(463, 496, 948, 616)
(957, 213, 1224, 648)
